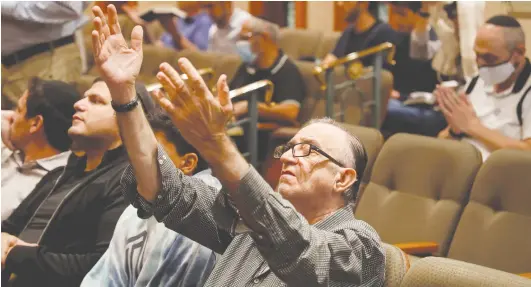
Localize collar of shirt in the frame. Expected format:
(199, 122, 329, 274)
(246, 50, 288, 75)
(10, 149, 70, 172)
(313, 205, 356, 230)
(64, 145, 127, 174)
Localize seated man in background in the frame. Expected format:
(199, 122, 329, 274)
(230, 16, 306, 160)
(82, 112, 218, 287)
(204, 1, 251, 54)
(89, 5, 386, 285)
(0, 79, 152, 286)
(158, 1, 212, 51)
(1, 78, 80, 220)
(437, 15, 531, 160)
(381, 1, 447, 138)
(321, 1, 398, 68)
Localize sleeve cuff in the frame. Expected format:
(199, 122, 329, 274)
(120, 144, 185, 220)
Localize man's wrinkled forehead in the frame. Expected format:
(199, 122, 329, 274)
(85, 81, 112, 101)
(291, 123, 346, 148)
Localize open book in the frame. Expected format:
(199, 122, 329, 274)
(139, 7, 187, 22)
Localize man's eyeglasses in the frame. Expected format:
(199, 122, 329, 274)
(273, 143, 345, 167)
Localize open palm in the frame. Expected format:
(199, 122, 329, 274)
(91, 5, 143, 87)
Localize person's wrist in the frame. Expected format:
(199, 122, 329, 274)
(108, 84, 137, 105)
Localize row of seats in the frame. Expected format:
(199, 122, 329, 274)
(77, 22, 394, 129)
(384, 248, 531, 287)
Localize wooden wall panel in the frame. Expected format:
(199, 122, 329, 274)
(295, 1, 307, 29)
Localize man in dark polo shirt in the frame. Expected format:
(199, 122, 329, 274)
(230, 16, 306, 160)
(0, 80, 154, 287)
(322, 1, 398, 68)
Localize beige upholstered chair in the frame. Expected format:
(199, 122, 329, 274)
(278, 28, 323, 60)
(355, 134, 482, 256)
(400, 257, 531, 287)
(315, 31, 341, 59)
(383, 243, 411, 287)
(446, 149, 531, 274)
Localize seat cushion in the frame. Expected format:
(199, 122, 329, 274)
(355, 134, 482, 256)
(400, 257, 531, 287)
(447, 149, 531, 274)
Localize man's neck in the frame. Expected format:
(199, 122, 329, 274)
(495, 60, 526, 93)
(78, 140, 122, 172)
(22, 140, 61, 163)
(354, 13, 376, 34)
(256, 47, 280, 70)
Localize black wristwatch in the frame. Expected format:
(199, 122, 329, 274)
(112, 96, 140, 113)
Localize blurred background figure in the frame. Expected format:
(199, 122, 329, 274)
(1, 2, 90, 109)
(158, 2, 213, 51)
(204, 1, 251, 54)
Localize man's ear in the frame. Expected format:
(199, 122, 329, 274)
(334, 168, 357, 194)
(28, 115, 43, 134)
(179, 153, 199, 175)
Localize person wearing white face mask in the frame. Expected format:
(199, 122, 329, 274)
(436, 15, 531, 161)
(229, 17, 306, 161)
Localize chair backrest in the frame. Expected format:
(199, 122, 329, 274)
(400, 257, 531, 287)
(355, 134, 482, 256)
(339, 123, 384, 196)
(383, 243, 410, 287)
(278, 28, 323, 60)
(315, 31, 341, 59)
(447, 149, 531, 274)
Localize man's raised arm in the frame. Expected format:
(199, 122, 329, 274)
(89, 4, 237, 253)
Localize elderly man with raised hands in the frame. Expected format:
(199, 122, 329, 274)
(91, 4, 385, 287)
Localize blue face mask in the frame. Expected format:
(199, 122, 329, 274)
(235, 41, 257, 64)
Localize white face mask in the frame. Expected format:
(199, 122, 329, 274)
(478, 60, 515, 86)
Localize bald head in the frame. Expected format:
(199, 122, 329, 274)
(302, 118, 367, 201)
(242, 17, 280, 44)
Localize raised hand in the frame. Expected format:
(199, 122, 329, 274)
(152, 60, 233, 149)
(91, 4, 143, 101)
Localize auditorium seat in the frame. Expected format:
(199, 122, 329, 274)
(446, 149, 531, 274)
(278, 28, 340, 61)
(355, 134, 482, 256)
(383, 243, 410, 287)
(399, 257, 531, 287)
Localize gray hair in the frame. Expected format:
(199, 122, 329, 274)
(304, 118, 368, 204)
(247, 17, 280, 44)
(503, 26, 525, 52)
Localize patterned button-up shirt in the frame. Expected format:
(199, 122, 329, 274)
(121, 145, 385, 286)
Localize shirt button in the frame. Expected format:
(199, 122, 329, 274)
(157, 195, 162, 200)
(253, 278, 260, 284)
(159, 159, 164, 165)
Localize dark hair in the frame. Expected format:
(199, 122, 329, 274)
(147, 112, 208, 174)
(25, 77, 81, 151)
(92, 78, 158, 116)
(486, 15, 521, 28)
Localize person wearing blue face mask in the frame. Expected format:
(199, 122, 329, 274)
(229, 17, 306, 161)
(436, 15, 531, 161)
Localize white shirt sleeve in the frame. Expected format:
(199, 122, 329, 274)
(1, 1, 87, 24)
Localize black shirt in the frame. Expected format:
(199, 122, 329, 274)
(2, 146, 129, 287)
(332, 21, 399, 68)
(391, 30, 439, 96)
(229, 50, 306, 108)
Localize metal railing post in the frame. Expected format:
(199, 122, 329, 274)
(325, 69, 334, 119)
(372, 51, 383, 128)
(247, 91, 259, 168)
